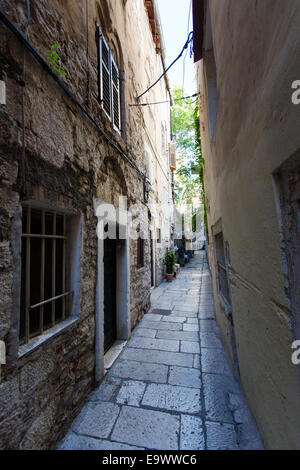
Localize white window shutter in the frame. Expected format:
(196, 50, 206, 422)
(101, 34, 112, 117)
(111, 58, 121, 130)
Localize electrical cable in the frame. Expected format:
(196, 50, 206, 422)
(128, 93, 199, 108)
(135, 31, 193, 101)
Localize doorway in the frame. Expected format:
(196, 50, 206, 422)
(150, 230, 155, 288)
(104, 238, 117, 352)
(94, 201, 131, 383)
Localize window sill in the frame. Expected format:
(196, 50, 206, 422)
(18, 316, 78, 360)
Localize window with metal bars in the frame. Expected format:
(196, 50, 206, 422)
(157, 228, 161, 244)
(215, 232, 231, 306)
(137, 237, 144, 269)
(97, 25, 121, 130)
(20, 207, 73, 344)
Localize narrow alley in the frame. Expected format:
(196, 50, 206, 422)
(1, 0, 300, 453)
(58, 252, 262, 451)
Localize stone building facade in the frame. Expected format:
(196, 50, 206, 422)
(0, 0, 173, 449)
(193, 0, 300, 449)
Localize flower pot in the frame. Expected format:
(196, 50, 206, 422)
(166, 273, 174, 282)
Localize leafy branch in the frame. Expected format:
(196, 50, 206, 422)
(46, 41, 66, 80)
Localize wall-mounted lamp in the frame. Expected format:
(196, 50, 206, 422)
(0, 81, 6, 105)
(144, 178, 151, 203)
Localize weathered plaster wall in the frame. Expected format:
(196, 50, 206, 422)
(0, 0, 172, 449)
(196, 0, 300, 449)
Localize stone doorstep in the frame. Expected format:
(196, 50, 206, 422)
(104, 340, 128, 372)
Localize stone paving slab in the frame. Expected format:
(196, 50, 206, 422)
(180, 415, 205, 450)
(161, 316, 187, 323)
(174, 305, 199, 313)
(183, 323, 200, 332)
(181, 341, 200, 354)
(171, 311, 198, 318)
(142, 383, 201, 414)
(202, 373, 240, 424)
(199, 319, 220, 332)
(156, 329, 199, 342)
(116, 380, 146, 406)
(143, 313, 163, 321)
(58, 433, 144, 450)
(72, 402, 120, 439)
(139, 320, 183, 331)
(89, 377, 122, 402)
(200, 331, 223, 349)
(133, 328, 157, 338)
(206, 421, 239, 450)
(111, 406, 180, 450)
(122, 347, 195, 368)
(128, 336, 180, 352)
(168, 366, 201, 389)
(110, 359, 168, 383)
(58, 252, 263, 451)
(201, 348, 232, 375)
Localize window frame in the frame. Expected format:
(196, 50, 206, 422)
(137, 236, 144, 269)
(213, 227, 231, 309)
(97, 25, 121, 132)
(20, 206, 74, 345)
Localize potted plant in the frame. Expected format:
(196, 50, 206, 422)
(165, 249, 176, 282)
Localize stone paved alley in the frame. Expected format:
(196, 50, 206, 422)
(58, 252, 263, 451)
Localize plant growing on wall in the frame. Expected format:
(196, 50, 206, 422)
(193, 105, 209, 243)
(46, 41, 67, 80)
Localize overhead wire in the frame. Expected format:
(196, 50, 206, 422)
(135, 31, 193, 101)
(128, 93, 199, 108)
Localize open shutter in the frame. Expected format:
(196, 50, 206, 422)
(111, 58, 121, 130)
(100, 32, 111, 117)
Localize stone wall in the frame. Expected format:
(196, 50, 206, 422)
(195, 0, 300, 449)
(0, 0, 172, 449)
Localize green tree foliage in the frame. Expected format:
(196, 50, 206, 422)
(172, 87, 208, 242)
(172, 87, 202, 205)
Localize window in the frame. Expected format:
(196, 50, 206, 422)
(274, 152, 300, 340)
(161, 123, 166, 155)
(215, 232, 231, 306)
(97, 25, 121, 130)
(157, 228, 161, 244)
(137, 237, 144, 269)
(20, 207, 73, 344)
